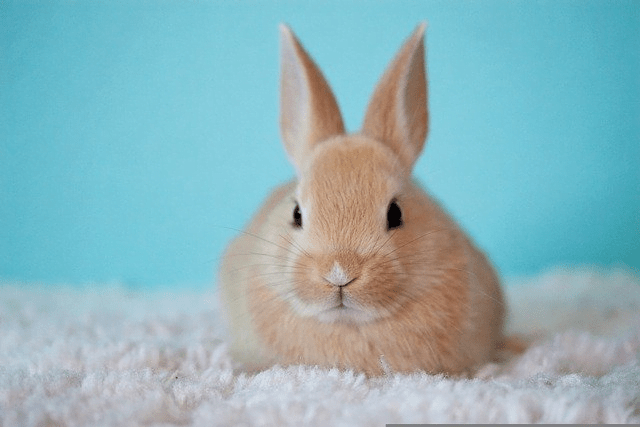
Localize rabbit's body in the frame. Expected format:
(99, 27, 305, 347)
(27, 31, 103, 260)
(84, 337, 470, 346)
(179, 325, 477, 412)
(219, 24, 505, 376)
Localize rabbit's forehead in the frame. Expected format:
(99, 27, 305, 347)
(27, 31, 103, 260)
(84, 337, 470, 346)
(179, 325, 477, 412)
(297, 136, 403, 209)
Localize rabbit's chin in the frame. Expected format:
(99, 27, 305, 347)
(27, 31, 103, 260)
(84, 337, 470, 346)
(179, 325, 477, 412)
(290, 295, 383, 324)
(315, 305, 380, 324)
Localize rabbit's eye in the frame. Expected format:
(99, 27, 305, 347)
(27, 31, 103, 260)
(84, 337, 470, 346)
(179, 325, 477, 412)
(292, 203, 303, 228)
(387, 200, 403, 230)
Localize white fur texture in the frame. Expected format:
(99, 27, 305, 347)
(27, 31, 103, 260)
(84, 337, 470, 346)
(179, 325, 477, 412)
(1, 267, 639, 425)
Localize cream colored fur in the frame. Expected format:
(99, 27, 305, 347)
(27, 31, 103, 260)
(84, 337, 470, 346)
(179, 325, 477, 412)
(219, 24, 505, 376)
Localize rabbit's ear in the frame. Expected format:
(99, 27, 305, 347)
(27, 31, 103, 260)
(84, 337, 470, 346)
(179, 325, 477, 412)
(280, 25, 345, 174)
(361, 23, 428, 171)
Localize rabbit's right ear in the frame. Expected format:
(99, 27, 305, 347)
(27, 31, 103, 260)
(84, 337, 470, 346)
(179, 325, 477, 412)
(279, 25, 345, 175)
(361, 24, 428, 172)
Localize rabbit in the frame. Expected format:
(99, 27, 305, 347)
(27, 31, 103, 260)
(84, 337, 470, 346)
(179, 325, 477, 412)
(218, 23, 506, 376)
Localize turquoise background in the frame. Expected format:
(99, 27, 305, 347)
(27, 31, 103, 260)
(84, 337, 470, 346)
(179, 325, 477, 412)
(1, 0, 638, 287)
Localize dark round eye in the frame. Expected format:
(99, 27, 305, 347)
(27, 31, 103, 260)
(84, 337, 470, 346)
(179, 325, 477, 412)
(292, 203, 302, 228)
(387, 200, 403, 230)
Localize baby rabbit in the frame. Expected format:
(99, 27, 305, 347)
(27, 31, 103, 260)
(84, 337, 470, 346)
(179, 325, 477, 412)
(219, 23, 505, 376)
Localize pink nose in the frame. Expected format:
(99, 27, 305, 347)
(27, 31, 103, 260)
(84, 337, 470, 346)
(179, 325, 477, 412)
(323, 261, 355, 287)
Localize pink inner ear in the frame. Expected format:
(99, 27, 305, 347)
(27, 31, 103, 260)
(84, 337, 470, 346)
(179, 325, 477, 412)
(401, 30, 428, 156)
(279, 25, 345, 176)
(361, 24, 428, 171)
(280, 26, 310, 161)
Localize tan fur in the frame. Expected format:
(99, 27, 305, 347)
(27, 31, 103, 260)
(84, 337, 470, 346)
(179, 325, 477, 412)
(218, 24, 505, 376)
(362, 23, 428, 172)
(280, 25, 345, 173)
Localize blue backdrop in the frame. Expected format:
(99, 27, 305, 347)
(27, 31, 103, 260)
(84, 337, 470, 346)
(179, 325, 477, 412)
(1, 0, 638, 287)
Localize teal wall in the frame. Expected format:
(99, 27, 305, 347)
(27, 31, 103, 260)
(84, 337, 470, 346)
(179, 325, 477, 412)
(1, 0, 638, 287)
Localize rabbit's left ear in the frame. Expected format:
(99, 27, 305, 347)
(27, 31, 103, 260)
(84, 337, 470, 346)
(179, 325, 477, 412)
(361, 23, 428, 171)
(279, 25, 345, 175)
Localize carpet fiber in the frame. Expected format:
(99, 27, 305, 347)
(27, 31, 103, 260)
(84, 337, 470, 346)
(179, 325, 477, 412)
(1, 267, 639, 425)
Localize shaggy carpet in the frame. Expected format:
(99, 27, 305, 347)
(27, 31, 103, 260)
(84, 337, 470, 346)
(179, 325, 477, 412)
(1, 267, 639, 425)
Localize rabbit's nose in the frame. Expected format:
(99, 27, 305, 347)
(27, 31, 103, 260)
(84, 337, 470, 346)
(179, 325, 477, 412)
(323, 261, 356, 287)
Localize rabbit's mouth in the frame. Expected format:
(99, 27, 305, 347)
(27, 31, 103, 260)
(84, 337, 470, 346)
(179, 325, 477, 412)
(289, 274, 391, 324)
(315, 299, 378, 324)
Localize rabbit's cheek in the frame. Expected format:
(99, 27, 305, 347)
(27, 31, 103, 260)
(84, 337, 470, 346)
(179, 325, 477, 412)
(355, 256, 405, 309)
(291, 276, 333, 305)
(348, 279, 401, 318)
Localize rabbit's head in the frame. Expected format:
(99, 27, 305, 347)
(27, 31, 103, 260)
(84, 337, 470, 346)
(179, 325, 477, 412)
(277, 24, 434, 324)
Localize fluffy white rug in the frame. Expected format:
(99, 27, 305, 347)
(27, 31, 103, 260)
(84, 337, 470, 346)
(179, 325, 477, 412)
(1, 267, 639, 425)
